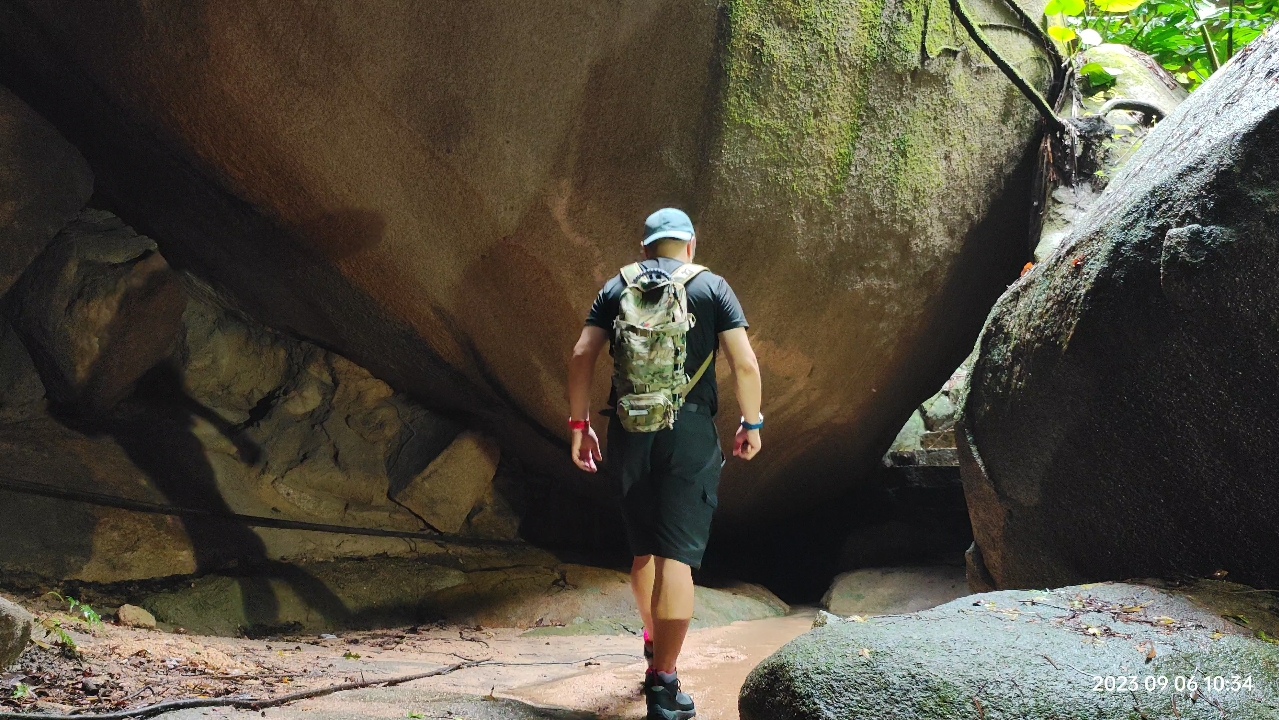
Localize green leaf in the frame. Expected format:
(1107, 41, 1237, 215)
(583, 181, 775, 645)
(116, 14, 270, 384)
(1079, 62, 1118, 90)
(1059, 0, 1088, 14)
(1095, 0, 1146, 11)
(1048, 25, 1079, 41)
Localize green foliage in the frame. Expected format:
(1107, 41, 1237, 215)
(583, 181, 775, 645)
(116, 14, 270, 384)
(45, 592, 102, 626)
(37, 616, 79, 657)
(1046, 0, 1087, 15)
(34, 593, 102, 658)
(1045, 0, 1278, 89)
(10, 683, 32, 700)
(1079, 60, 1120, 91)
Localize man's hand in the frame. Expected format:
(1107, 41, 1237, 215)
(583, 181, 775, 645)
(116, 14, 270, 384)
(572, 426, 604, 472)
(720, 327, 763, 461)
(734, 426, 762, 460)
(567, 326, 608, 472)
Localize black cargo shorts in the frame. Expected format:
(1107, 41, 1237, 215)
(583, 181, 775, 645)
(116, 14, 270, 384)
(607, 403, 725, 569)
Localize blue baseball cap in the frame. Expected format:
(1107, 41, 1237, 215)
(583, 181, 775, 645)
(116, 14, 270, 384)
(642, 208, 695, 245)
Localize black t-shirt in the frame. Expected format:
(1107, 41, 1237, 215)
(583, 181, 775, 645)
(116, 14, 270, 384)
(586, 257, 748, 415)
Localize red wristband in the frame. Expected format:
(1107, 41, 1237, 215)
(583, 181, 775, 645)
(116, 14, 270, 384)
(567, 419, 590, 431)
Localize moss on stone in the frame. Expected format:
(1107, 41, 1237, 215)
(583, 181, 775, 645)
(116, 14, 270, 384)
(720, 0, 929, 205)
(716, 0, 1052, 221)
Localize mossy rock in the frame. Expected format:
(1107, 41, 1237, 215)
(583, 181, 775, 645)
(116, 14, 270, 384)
(742, 582, 1279, 719)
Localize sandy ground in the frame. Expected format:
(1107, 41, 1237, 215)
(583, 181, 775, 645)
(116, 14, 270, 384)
(4, 605, 816, 720)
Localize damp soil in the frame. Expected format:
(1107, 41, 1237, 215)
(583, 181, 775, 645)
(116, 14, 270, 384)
(2, 604, 816, 720)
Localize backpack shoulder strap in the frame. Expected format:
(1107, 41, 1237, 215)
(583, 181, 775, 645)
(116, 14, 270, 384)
(678, 351, 714, 400)
(670, 263, 707, 287)
(620, 262, 644, 287)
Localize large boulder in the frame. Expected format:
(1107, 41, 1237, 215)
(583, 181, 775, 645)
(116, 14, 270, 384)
(0, 0, 1055, 538)
(7, 208, 188, 412)
(0, 211, 526, 585)
(959, 27, 1279, 591)
(0, 84, 92, 296)
(742, 581, 1279, 719)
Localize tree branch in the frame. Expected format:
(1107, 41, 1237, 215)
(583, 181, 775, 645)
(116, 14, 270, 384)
(951, 0, 1067, 132)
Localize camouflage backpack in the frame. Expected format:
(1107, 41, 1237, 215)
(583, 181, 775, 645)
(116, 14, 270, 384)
(612, 262, 714, 433)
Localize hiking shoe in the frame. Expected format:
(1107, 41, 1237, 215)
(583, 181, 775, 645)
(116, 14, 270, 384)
(645, 670, 695, 720)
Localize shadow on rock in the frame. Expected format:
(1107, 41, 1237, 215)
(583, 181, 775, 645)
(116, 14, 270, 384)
(57, 363, 353, 636)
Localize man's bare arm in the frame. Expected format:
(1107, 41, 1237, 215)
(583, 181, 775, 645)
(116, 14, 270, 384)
(719, 327, 763, 460)
(567, 325, 609, 471)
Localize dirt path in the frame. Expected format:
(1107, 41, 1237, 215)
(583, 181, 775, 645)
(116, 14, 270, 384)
(5, 607, 816, 720)
(504, 611, 816, 718)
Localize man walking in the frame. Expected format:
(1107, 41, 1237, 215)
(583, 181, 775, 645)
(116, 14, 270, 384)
(566, 208, 763, 720)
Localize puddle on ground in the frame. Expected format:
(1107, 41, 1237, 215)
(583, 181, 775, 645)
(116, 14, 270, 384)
(503, 609, 818, 719)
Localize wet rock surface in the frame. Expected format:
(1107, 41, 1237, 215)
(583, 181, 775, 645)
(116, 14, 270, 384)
(1033, 45, 1188, 263)
(742, 581, 1279, 720)
(960, 27, 1279, 591)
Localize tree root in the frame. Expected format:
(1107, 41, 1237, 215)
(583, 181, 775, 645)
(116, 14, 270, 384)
(950, 0, 1067, 132)
(0, 661, 483, 720)
(0, 653, 644, 720)
(1098, 98, 1166, 123)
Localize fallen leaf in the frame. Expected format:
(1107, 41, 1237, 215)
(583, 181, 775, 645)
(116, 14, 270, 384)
(858, 648, 871, 658)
